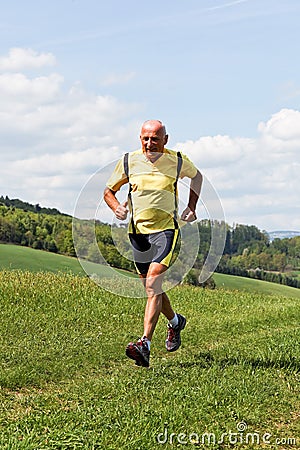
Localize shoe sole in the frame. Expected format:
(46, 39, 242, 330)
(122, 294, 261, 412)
(126, 343, 150, 367)
(166, 317, 186, 352)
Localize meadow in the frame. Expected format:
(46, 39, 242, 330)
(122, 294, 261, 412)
(213, 273, 300, 300)
(1, 243, 299, 299)
(0, 265, 299, 449)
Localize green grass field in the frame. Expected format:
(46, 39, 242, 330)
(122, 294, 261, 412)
(0, 244, 133, 279)
(1, 243, 299, 299)
(0, 269, 299, 449)
(214, 273, 300, 299)
(0, 243, 102, 275)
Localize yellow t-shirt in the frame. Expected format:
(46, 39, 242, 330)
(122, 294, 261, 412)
(106, 148, 198, 234)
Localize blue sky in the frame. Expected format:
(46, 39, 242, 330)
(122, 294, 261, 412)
(1, 0, 300, 230)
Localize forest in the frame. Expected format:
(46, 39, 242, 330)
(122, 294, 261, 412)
(0, 196, 299, 288)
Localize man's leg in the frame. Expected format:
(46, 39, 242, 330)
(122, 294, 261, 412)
(141, 264, 176, 340)
(161, 292, 176, 321)
(142, 265, 186, 352)
(126, 230, 184, 366)
(142, 262, 168, 341)
(125, 264, 163, 367)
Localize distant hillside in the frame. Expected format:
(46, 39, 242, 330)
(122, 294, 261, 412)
(0, 195, 68, 216)
(1, 244, 299, 299)
(0, 243, 134, 279)
(268, 230, 300, 241)
(1, 195, 299, 289)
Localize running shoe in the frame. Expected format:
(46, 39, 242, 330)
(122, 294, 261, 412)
(126, 337, 150, 367)
(165, 314, 186, 352)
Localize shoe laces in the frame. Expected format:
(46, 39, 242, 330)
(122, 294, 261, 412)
(167, 326, 176, 341)
(138, 338, 148, 351)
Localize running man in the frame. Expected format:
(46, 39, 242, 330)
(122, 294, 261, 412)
(104, 120, 202, 367)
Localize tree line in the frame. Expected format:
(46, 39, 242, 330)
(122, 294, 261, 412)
(216, 223, 300, 288)
(0, 201, 130, 271)
(0, 197, 299, 288)
(0, 195, 65, 216)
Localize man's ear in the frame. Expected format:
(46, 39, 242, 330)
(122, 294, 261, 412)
(164, 134, 169, 145)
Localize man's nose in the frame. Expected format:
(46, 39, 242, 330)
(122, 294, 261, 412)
(146, 139, 152, 148)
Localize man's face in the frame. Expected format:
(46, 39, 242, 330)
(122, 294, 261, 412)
(140, 123, 168, 162)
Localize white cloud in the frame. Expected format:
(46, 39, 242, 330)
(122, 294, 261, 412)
(0, 48, 56, 71)
(175, 108, 300, 231)
(12, 146, 122, 176)
(0, 70, 140, 161)
(0, 72, 63, 101)
(175, 134, 253, 168)
(0, 48, 142, 213)
(0, 46, 299, 231)
(258, 108, 300, 141)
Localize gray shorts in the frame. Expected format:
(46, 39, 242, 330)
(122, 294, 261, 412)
(129, 229, 178, 275)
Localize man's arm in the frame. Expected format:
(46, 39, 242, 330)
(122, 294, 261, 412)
(104, 187, 128, 220)
(181, 170, 203, 222)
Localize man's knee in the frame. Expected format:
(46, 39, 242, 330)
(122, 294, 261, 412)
(145, 265, 166, 296)
(145, 277, 160, 297)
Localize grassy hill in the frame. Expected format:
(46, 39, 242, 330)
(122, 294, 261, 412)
(0, 270, 299, 449)
(1, 243, 299, 299)
(0, 243, 132, 279)
(214, 272, 300, 299)
(0, 243, 84, 274)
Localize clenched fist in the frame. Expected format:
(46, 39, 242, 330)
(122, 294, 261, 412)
(115, 201, 128, 220)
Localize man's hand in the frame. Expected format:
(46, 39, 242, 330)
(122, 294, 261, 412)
(115, 201, 128, 220)
(180, 207, 197, 222)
